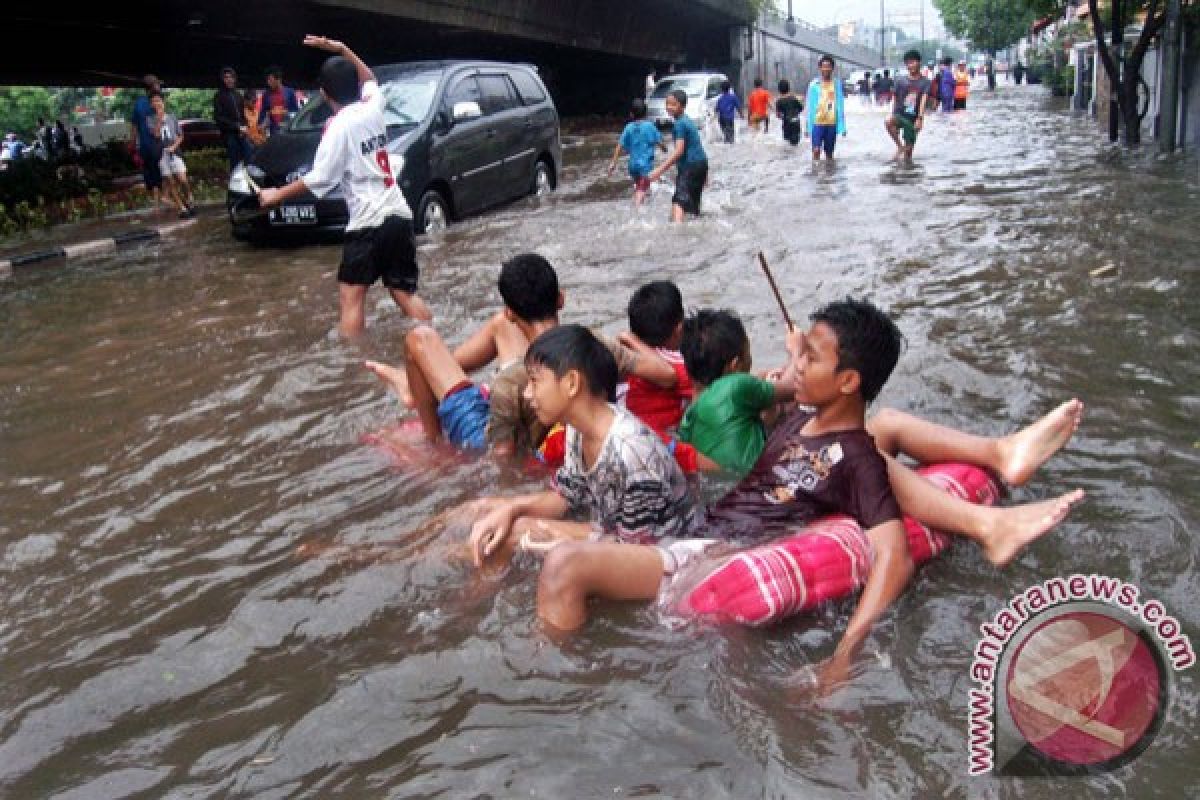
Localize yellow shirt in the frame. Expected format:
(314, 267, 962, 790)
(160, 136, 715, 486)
(815, 82, 837, 125)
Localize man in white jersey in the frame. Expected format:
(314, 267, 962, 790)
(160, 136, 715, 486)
(259, 35, 432, 336)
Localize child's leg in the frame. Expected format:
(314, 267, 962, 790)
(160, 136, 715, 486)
(166, 176, 185, 211)
(338, 283, 369, 337)
(885, 455, 1084, 566)
(867, 399, 1083, 487)
(366, 326, 469, 442)
(884, 115, 904, 154)
(537, 541, 667, 631)
(178, 173, 194, 207)
(387, 288, 432, 321)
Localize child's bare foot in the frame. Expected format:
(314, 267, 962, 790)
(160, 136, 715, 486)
(364, 359, 414, 407)
(998, 399, 1084, 486)
(977, 489, 1085, 566)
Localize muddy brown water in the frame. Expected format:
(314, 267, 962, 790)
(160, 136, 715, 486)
(2, 87, 1198, 798)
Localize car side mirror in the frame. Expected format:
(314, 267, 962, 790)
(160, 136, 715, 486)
(452, 101, 483, 123)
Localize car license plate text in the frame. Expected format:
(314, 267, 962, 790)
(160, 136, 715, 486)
(272, 205, 317, 225)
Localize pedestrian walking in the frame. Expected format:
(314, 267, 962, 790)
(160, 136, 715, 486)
(646, 89, 708, 223)
(129, 75, 165, 210)
(747, 78, 772, 135)
(607, 97, 666, 207)
(213, 67, 248, 170)
(885, 50, 930, 163)
(774, 79, 803, 147)
(714, 80, 742, 144)
(805, 55, 846, 161)
(151, 93, 196, 218)
(938, 58, 956, 112)
(954, 60, 970, 110)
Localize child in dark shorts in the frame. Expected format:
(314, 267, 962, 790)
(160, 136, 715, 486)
(257, 34, 432, 336)
(648, 89, 709, 223)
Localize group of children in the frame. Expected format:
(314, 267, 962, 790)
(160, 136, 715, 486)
(247, 37, 1083, 691)
(609, 47, 962, 213)
(364, 252, 1086, 691)
(609, 54, 852, 218)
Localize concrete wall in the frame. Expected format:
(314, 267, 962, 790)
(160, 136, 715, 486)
(1182, 26, 1199, 149)
(729, 17, 863, 101)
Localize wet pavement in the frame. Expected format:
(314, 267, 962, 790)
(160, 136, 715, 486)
(2, 85, 1199, 798)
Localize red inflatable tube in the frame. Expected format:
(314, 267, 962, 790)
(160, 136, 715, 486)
(677, 463, 1002, 626)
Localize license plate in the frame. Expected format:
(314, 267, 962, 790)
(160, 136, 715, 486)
(271, 204, 317, 225)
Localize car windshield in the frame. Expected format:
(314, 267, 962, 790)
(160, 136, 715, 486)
(651, 77, 705, 98)
(288, 70, 441, 132)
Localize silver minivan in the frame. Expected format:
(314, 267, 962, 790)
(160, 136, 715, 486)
(645, 72, 728, 134)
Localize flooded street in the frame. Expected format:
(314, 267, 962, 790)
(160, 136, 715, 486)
(2, 85, 1199, 797)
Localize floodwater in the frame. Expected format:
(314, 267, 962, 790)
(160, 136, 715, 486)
(2, 85, 1198, 798)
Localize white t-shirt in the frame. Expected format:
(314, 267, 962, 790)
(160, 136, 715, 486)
(303, 80, 412, 231)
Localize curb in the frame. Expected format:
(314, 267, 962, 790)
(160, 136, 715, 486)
(0, 219, 196, 279)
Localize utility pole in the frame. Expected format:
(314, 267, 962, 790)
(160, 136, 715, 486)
(1158, 0, 1182, 152)
(1109, 0, 1122, 142)
(880, 0, 886, 66)
(920, 1, 925, 49)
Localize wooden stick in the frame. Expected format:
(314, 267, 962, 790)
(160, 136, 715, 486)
(757, 251, 794, 331)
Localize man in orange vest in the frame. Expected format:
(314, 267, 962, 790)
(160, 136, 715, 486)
(954, 60, 970, 110)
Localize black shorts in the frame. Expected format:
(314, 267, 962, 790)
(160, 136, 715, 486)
(672, 161, 708, 215)
(338, 215, 419, 292)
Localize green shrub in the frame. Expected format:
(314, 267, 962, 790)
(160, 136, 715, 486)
(182, 148, 228, 183)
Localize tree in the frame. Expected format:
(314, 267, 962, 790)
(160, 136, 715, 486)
(0, 88, 57, 138)
(933, 0, 1042, 53)
(164, 88, 216, 120)
(1087, 0, 1168, 146)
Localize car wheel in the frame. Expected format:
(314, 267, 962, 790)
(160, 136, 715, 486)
(531, 159, 554, 197)
(417, 189, 448, 235)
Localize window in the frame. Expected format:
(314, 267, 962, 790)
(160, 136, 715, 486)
(445, 75, 482, 110)
(706, 78, 723, 98)
(509, 69, 547, 105)
(477, 74, 518, 114)
(652, 77, 705, 98)
(380, 73, 440, 127)
(288, 95, 334, 132)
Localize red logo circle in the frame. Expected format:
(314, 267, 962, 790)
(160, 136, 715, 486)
(1005, 612, 1162, 766)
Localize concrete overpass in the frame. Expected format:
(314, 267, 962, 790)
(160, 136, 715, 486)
(5, 1, 873, 114)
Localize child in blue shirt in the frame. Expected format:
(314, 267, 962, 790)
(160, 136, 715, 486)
(608, 98, 666, 207)
(714, 80, 742, 144)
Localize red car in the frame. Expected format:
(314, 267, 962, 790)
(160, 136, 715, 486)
(179, 119, 223, 151)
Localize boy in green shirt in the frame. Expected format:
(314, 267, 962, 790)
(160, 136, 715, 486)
(678, 309, 794, 474)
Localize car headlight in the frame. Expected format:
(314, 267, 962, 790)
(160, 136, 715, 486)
(228, 164, 251, 195)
